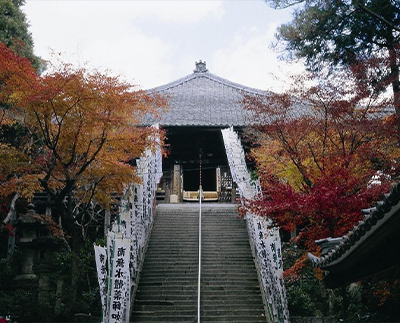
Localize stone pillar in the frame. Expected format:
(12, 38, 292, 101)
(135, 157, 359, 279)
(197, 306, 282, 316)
(165, 185, 171, 203)
(54, 279, 64, 316)
(231, 188, 236, 203)
(172, 165, 181, 195)
(16, 247, 38, 282)
(38, 271, 51, 307)
(170, 164, 181, 203)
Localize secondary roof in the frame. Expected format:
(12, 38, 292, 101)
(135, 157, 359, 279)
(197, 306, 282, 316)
(308, 181, 400, 288)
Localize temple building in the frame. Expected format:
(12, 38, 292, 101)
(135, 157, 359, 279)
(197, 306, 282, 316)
(144, 61, 266, 203)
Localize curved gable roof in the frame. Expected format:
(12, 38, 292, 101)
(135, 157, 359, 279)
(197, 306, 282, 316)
(143, 62, 268, 127)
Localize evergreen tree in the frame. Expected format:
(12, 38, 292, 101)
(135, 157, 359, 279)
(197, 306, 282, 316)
(0, 0, 41, 70)
(266, 0, 400, 113)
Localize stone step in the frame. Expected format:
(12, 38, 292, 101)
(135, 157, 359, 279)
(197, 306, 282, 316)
(132, 308, 264, 316)
(143, 253, 253, 259)
(140, 265, 198, 272)
(131, 314, 266, 323)
(134, 296, 263, 306)
(140, 269, 257, 276)
(138, 272, 259, 279)
(132, 308, 263, 319)
(200, 316, 266, 323)
(135, 293, 197, 300)
(137, 285, 261, 292)
(130, 313, 196, 322)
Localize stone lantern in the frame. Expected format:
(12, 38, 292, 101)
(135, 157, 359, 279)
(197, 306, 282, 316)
(13, 203, 41, 287)
(14, 203, 66, 309)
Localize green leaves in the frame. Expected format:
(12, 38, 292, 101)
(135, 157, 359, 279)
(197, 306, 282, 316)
(0, 0, 41, 70)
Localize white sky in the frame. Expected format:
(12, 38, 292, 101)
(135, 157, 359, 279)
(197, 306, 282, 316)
(23, 0, 304, 92)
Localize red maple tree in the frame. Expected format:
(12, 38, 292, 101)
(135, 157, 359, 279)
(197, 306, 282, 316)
(244, 60, 400, 277)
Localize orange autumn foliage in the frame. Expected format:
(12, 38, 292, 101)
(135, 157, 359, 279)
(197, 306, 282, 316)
(0, 42, 37, 126)
(0, 42, 166, 226)
(0, 43, 41, 202)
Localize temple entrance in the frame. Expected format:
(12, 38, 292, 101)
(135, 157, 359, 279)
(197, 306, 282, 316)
(159, 126, 232, 202)
(182, 166, 218, 202)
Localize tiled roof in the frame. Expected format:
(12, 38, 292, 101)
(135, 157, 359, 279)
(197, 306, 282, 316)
(308, 181, 400, 270)
(143, 62, 268, 127)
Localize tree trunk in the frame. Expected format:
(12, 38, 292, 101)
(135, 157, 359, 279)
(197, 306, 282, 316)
(104, 210, 110, 237)
(3, 193, 19, 262)
(388, 46, 400, 149)
(389, 47, 400, 114)
(69, 224, 82, 314)
(55, 198, 83, 318)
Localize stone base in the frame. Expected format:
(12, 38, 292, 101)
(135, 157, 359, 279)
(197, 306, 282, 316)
(169, 194, 179, 203)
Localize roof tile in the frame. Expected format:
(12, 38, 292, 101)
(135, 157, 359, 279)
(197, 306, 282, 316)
(143, 69, 268, 127)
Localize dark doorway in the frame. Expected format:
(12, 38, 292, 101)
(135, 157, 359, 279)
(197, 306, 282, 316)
(182, 166, 216, 191)
(183, 166, 199, 191)
(201, 167, 216, 191)
(165, 127, 228, 192)
(164, 127, 228, 167)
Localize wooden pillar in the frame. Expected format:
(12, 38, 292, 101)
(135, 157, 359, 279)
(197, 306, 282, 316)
(216, 167, 221, 193)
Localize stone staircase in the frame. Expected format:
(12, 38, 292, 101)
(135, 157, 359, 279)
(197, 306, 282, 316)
(131, 204, 266, 323)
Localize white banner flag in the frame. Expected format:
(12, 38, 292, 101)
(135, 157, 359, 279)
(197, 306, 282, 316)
(108, 238, 131, 323)
(94, 245, 108, 318)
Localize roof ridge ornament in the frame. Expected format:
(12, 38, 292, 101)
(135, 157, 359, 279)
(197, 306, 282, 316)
(194, 60, 208, 73)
